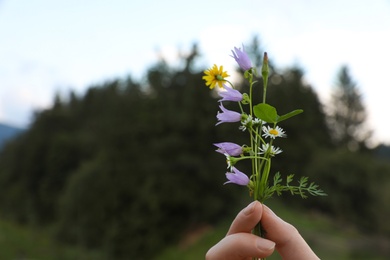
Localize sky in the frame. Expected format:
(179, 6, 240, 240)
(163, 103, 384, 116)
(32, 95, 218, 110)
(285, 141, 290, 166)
(1, 0, 390, 145)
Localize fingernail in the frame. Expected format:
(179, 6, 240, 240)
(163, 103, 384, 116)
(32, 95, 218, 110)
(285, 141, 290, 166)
(243, 201, 256, 215)
(264, 205, 276, 216)
(256, 238, 275, 251)
(264, 205, 281, 220)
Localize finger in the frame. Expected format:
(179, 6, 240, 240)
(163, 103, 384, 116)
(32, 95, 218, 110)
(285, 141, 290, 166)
(206, 233, 275, 260)
(262, 205, 319, 260)
(227, 201, 263, 235)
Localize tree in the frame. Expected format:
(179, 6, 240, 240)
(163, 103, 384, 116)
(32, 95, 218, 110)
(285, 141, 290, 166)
(328, 65, 371, 150)
(0, 45, 245, 259)
(264, 67, 333, 176)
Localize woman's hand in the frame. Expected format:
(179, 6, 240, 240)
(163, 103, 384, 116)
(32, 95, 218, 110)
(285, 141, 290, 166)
(206, 201, 319, 260)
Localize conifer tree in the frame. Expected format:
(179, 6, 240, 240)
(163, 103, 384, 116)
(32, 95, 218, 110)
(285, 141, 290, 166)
(329, 65, 371, 150)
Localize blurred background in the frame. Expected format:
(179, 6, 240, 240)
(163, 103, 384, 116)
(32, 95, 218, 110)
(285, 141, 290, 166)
(0, 0, 389, 259)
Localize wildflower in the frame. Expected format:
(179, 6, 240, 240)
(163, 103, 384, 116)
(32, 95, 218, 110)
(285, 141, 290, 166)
(224, 167, 250, 186)
(231, 45, 252, 71)
(262, 125, 286, 139)
(238, 126, 246, 132)
(214, 142, 243, 156)
(203, 64, 230, 89)
(239, 115, 252, 131)
(216, 103, 242, 125)
(259, 143, 282, 156)
(225, 154, 233, 169)
(218, 85, 243, 102)
(224, 153, 240, 169)
(252, 117, 264, 128)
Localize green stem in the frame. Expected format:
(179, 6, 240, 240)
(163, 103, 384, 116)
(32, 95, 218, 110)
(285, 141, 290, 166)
(254, 55, 270, 260)
(262, 76, 268, 104)
(249, 74, 254, 118)
(247, 73, 258, 202)
(253, 202, 266, 260)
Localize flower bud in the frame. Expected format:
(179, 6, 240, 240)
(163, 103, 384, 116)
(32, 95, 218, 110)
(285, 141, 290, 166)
(261, 52, 269, 79)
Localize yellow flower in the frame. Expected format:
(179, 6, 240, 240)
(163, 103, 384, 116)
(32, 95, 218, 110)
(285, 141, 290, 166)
(202, 64, 230, 89)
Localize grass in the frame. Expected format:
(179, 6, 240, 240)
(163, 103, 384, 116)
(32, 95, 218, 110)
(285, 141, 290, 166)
(0, 200, 389, 259)
(0, 216, 104, 260)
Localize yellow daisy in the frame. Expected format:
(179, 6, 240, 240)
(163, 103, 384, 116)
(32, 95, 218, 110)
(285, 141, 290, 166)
(202, 64, 230, 89)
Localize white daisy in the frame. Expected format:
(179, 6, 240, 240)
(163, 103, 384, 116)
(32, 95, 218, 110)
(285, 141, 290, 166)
(252, 117, 264, 127)
(224, 153, 236, 170)
(239, 115, 252, 131)
(259, 143, 283, 156)
(262, 125, 286, 139)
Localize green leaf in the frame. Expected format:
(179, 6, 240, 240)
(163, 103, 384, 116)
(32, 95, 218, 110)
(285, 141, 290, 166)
(253, 103, 279, 123)
(277, 109, 303, 123)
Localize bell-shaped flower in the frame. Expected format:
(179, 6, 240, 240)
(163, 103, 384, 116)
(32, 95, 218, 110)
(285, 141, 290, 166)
(231, 45, 252, 71)
(216, 103, 242, 125)
(224, 167, 250, 186)
(214, 142, 243, 156)
(218, 85, 243, 102)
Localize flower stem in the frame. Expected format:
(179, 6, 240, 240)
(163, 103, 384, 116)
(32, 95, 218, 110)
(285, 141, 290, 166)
(253, 53, 270, 260)
(253, 202, 266, 260)
(261, 52, 269, 104)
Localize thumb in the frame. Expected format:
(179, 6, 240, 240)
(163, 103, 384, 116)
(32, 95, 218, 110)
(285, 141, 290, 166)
(261, 205, 319, 260)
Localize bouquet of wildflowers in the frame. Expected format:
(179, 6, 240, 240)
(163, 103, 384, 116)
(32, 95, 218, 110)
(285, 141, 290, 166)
(203, 46, 325, 258)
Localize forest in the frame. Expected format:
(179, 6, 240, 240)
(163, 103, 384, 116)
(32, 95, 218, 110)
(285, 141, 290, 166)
(0, 38, 389, 259)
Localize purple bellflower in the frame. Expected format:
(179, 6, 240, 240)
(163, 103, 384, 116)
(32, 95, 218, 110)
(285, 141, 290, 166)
(216, 103, 242, 125)
(231, 45, 252, 71)
(214, 142, 243, 156)
(224, 167, 250, 186)
(218, 85, 243, 102)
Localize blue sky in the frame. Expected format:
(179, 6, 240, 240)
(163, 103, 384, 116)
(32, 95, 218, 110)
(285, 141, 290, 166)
(1, 0, 390, 144)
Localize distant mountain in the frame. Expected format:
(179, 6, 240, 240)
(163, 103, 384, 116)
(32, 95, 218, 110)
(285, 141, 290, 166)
(0, 123, 24, 150)
(373, 144, 390, 159)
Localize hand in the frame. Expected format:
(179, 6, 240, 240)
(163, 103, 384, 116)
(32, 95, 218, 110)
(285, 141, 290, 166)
(206, 201, 319, 260)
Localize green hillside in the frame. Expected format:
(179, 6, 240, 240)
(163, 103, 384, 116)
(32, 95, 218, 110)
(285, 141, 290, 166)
(0, 187, 388, 259)
(0, 215, 104, 260)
